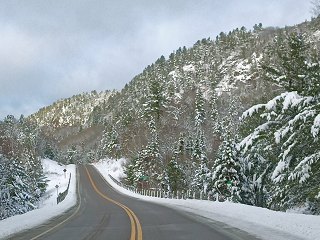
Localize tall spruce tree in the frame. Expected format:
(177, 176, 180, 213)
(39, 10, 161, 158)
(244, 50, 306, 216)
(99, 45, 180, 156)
(192, 88, 211, 192)
(212, 139, 242, 202)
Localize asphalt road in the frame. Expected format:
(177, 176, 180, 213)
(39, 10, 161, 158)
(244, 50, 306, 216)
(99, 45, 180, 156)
(10, 165, 260, 240)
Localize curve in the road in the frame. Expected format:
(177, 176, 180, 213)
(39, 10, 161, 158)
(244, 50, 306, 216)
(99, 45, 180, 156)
(9, 165, 260, 240)
(84, 166, 142, 240)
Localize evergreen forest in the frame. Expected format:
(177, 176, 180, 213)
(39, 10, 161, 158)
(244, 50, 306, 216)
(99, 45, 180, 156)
(1, 16, 320, 219)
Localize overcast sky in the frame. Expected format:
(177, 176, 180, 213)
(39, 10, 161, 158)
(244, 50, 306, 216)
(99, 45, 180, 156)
(0, 0, 312, 119)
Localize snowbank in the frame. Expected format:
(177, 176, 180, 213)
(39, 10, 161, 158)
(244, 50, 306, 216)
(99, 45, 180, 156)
(93, 158, 127, 181)
(93, 159, 320, 240)
(0, 159, 77, 239)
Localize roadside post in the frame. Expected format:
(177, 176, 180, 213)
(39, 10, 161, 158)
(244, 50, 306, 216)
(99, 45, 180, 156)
(55, 185, 59, 197)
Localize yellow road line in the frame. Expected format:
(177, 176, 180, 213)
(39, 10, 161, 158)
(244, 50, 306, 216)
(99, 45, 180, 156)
(124, 205, 143, 240)
(93, 166, 143, 240)
(84, 166, 143, 240)
(31, 167, 81, 240)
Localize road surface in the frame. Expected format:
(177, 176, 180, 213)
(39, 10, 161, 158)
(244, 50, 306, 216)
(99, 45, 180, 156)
(10, 165, 259, 240)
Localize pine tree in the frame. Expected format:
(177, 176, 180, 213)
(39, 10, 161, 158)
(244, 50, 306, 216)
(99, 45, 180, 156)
(0, 154, 12, 219)
(99, 128, 120, 159)
(44, 144, 55, 159)
(0, 115, 47, 219)
(191, 129, 212, 192)
(166, 158, 186, 192)
(239, 91, 320, 212)
(263, 32, 320, 96)
(195, 88, 206, 127)
(124, 157, 137, 186)
(212, 139, 242, 202)
(239, 29, 320, 212)
(192, 154, 211, 193)
(210, 92, 219, 136)
(143, 78, 166, 122)
(146, 117, 162, 185)
(191, 87, 212, 192)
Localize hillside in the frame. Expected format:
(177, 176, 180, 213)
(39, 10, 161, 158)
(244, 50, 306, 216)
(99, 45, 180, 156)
(29, 90, 112, 128)
(27, 90, 112, 161)
(28, 16, 320, 214)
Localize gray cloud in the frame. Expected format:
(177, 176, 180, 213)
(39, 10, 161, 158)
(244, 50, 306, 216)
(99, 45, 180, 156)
(0, 0, 311, 119)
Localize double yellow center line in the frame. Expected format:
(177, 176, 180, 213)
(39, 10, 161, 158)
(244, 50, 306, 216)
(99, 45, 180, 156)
(85, 166, 143, 240)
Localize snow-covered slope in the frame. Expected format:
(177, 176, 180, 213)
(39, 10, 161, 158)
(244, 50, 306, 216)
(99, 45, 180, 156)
(29, 90, 112, 127)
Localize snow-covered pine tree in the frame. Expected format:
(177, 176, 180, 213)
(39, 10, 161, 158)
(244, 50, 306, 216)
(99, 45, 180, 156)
(133, 73, 168, 187)
(212, 139, 242, 202)
(0, 154, 12, 219)
(146, 117, 162, 185)
(191, 88, 212, 192)
(165, 158, 186, 192)
(124, 156, 138, 186)
(43, 143, 55, 159)
(99, 127, 120, 159)
(239, 31, 320, 212)
(240, 92, 320, 212)
(0, 115, 46, 219)
(195, 88, 206, 127)
(263, 31, 320, 96)
(162, 134, 188, 192)
(210, 91, 220, 137)
(8, 160, 37, 215)
(143, 77, 166, 122)
(192, 149, 211, 193)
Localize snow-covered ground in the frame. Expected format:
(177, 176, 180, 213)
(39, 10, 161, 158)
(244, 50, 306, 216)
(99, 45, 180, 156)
(1, 158, 319, 240)
(93, 159, 320, 240)
(0, 159, 77, 239)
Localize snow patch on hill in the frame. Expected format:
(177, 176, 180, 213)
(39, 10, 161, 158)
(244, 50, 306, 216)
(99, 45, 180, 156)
(29, 90, 112, 127)
(313, 30, 320, 40)
(182, 64, 196, 72)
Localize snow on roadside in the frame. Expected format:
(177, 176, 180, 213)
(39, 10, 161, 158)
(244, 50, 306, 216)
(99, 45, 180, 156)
(93, 158, 127, 181)
(0, 159, 77, 239)
(93, 159, 320, 240)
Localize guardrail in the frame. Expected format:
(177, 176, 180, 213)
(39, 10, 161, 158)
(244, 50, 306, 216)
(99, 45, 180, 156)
(57, 173, 71, 204)
(108, 174, 220, 201)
